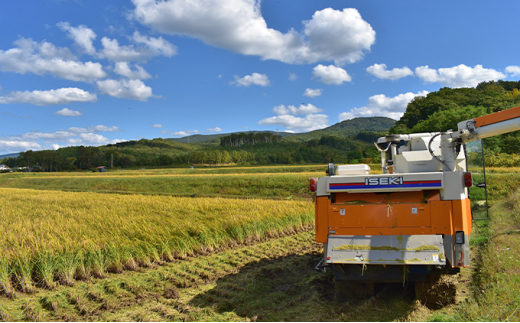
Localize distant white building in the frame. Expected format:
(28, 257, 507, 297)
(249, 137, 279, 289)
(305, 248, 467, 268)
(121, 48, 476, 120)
(0, 164, 12, 172)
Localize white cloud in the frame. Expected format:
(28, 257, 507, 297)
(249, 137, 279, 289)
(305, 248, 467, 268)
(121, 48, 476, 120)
(68, 133, 122, 145)
(55, 108, 83, 117)
(366, 63, 413, 80)
(96, 79, 154, 101)
(0, 38, 107, 82)
(152, 124, 162, 128)
(258, 114, 328, 132)
(161, 129, 199, 137)
(98, 33, 176, 62)
(99, 37, 143, 62)
(113, 62, 151, 79)
(68, 125, 120, 133)
(0, 140, 42, 153)
(339, 91, 429, 121)
(132, 1, 375, 65)
(232, 73, 270, 87)
(21, 131, 76, 141)
(312, 64, 351, 85)
(57, 22, 97, 55)
(303, 88, 322, 98)
(132, 31, 177, 57)
(171, 131, 190, 136)
(0, 127, 125, 154)
(289, 73, 297, 81)
(207, 127, 222, 132)
(0, 88, 96, 106)
(273, 103, 323, 115)
(506, 65, 520, 77)
(415, 64, 505, 88)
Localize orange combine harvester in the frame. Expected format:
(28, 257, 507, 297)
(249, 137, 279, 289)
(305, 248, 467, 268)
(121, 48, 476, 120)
(311, 106, 520, 284)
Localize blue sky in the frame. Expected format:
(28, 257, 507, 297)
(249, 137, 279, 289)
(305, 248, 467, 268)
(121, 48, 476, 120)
(1, 0, 519, 154)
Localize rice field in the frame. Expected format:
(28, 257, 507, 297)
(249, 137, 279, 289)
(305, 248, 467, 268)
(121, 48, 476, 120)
(0, 172, 324, 199)
(1, 162, 517, 301)
(0, 187, 313, 296)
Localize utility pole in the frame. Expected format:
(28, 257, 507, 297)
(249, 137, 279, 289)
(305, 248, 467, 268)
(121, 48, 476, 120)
(111, 153, 113, 170)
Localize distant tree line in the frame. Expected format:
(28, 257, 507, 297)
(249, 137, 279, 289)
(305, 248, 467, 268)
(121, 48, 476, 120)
(220, 132, 282, 147)
(1, 133, 384, 171)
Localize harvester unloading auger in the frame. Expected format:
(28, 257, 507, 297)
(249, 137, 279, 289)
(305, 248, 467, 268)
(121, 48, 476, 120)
(311, 106, 520, 284)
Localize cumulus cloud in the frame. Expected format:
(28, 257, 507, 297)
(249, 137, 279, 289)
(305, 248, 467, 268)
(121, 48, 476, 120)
(339, 91, 429, 121)
(0, 88, 96, 106)
(0, 140, 42, 153)
(303, 88, 322, 98)
(99, 37, 144, 62)
(171, 131, 191, 136)
(132, 1, 375, 65)
(56, 21, 176, 63)
(113, 62, 151, 79)
(96, 79, 154, 101)
(506, 65, 520, 77)
(258, 114, 328, 132)
(67, 133, 123, 145)
(161, 129, 199, 136)
(289, 73, 297, 81)
(54, 108, 83, 117)
(132, 31, 177, 57)
(68, 125, 120, 133)
(98, 33, 176, 62)
(232, 73, 270, 87)
(415, 64, 505, 88)
(366, 63, 414, 80)
(0, 125, 125, 154)
(57, 22, 97, 55)
(152, 124, 162, 128)
(0, 38, 107, 82)
(207, 127, 222, 132)
(312, 64, 351, 85)
(273, 103, 323, 115)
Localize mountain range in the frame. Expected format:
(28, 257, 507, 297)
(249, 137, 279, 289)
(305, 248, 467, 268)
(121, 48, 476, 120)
(168, 117, 395, 145)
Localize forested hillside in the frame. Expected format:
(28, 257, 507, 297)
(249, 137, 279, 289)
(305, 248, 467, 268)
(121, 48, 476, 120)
(169, 131, 292, 145)
(283, 117, 394, 142)
(168, 117, 393, 145)
(389, 80, 520, 153)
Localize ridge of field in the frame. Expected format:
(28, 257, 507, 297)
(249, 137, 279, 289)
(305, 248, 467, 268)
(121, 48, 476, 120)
(2, 166, 519, 200)
(413, 188, 520, 321)
(0, 172, 322, 199)
(0, 165, 330, 178)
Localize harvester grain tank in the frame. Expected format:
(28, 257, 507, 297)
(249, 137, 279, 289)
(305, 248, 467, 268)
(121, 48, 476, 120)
(312, 106, 520, 283)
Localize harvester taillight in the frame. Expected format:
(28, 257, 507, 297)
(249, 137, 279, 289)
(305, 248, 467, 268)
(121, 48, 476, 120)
(309, 177, 317, 192)
(457, 251, 463, 266)
(464, 172, 473, 187)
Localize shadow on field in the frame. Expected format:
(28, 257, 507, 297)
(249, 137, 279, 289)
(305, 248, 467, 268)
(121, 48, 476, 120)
(189, 252, 417, 321)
